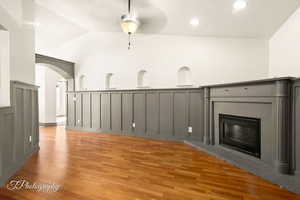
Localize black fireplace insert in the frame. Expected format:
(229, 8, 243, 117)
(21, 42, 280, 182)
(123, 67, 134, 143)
(219, 114, 261, 158)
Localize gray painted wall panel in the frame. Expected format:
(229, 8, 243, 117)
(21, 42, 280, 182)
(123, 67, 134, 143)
(189, 92, 204, 141)
(0, 81, 39, 186)
(91, 93, 101, 129)
(101, 93, 111, 131)
(146, 93, 159, 136)
(32, 91, 39, 147)
(23, 90, 32, 154)
(159, 93, 173, 138)
(111, 93, 122, 133)
(14, 88, 25, 162)
(66, 89, 201, 141)
(122, 93, 133, 136)
(134, 93, 146, 137)
(82, 93, 91, 128)
(75, 93, 82, 127)
(174, 92, 188, 139)
(295, 87, 300, 172)
(67, 94, 75, 127)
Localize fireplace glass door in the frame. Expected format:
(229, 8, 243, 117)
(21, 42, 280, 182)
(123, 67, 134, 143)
(219, 114, 261, 158)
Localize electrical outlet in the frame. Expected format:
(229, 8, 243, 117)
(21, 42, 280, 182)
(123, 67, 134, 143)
(132, 122, 136, 128)
(77, 119, 80, 123)
(188, 126, 193, 133)
(29, 136, 32, 143)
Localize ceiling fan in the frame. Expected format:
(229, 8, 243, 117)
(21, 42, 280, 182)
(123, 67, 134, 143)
(120, 0, 140, 49)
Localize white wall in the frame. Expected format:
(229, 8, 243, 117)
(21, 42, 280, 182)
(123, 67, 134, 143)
(55, 32, 269, 90)
(36, 65, 64, 124)
(0, 0, 35, 106)
(56, 80, 66, 116)
(269, 7, 300, 77)
(0, 30, 10, 106)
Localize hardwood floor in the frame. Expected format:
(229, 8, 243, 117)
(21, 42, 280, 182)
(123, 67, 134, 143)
(0, 126, 299, 200)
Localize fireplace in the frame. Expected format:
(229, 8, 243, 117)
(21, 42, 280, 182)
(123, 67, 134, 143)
(219, 114, 261, 158)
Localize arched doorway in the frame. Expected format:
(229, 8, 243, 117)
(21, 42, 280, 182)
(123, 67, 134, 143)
(35, 54, 75, 126)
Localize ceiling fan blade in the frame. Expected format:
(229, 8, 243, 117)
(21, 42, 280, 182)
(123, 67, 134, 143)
(137, 6, 167, 34)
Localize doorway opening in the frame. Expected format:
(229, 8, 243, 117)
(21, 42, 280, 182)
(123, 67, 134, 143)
(36, 64, 67, 126)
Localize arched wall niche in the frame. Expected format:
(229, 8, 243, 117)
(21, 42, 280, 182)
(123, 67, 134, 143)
(79, 75, 87, 91)
(105, 73, 114, 89)
(137, 70, 149, 88)
(177, 66, 192, 87)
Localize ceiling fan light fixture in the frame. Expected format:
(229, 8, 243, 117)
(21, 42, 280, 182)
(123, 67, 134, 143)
(121, 15, 140, 34)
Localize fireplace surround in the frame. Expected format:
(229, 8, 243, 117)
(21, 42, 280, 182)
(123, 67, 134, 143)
(219, 114, 261, 158)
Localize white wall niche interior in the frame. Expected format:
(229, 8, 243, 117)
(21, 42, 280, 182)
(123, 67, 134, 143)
(105, 73, 115, 90)
(177, 66, 193, 87)
(79, 74, 87, 91)
(137, 70, 150, 88)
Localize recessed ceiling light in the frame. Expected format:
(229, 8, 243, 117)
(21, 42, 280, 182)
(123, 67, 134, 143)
(190, 18, 199, 26)
(233, 0, 248, 10)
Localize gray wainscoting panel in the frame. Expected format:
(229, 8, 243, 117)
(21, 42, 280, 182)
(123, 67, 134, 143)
(111, 93, 122, 133)
(32, 90, 39, 147)
(23, 90, 33, 155)
(146, 93, 159, 137)
(14, 88, 25, 162)
(173, 92, 188, 140)
(0, 81, 40, 186)
(122, 93, 133, 136)
(66, 89, 201, 141)
(101, 93, 111, 132)
(67, 93, 75, 127)
(0, 108, 14, 179)
(91, 93, 101, 130)
(159, 93, 174, 139)
(295, 85, 300, 174)
(189, 91, 205, 141)
(134, 93, 146, 137)
(82, 93, 91, 129)
(75, 93, 82, 127)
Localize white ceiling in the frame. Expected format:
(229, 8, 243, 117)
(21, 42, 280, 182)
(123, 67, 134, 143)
(35, 0, 300, 53)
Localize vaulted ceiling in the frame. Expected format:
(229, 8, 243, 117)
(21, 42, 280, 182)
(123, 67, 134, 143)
(35, 0, 300, 54)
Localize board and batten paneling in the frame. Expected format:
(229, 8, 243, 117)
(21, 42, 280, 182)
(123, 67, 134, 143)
(67, 93, 75, 127)
(294, 82, 300, 175)
(0, 81, 39, 186)
(174, 92, 188, 140)
(66, 88, 204, 141)
(122, 93, 133, 136)
(159, 93, 174, 139)
(91, 93, 101, 130)
(133, 93, 146, 137)
(111, 93, 122, 133)
(82, 93, 91, 129)
(146, 93, 159, 137)
(101, 93, 111, 132)
(189, 91, 205, 141)
(75, 93, 82, 127)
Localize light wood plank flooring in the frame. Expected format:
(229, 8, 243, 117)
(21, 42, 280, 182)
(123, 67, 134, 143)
(0, 126, 299, 200)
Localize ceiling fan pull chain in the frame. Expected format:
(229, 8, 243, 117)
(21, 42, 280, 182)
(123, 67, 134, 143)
(128, 33, 131, 50)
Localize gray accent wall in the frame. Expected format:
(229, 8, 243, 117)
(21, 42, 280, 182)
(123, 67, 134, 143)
(0, 81, 39, 186)
(66, 89, 204, 141)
